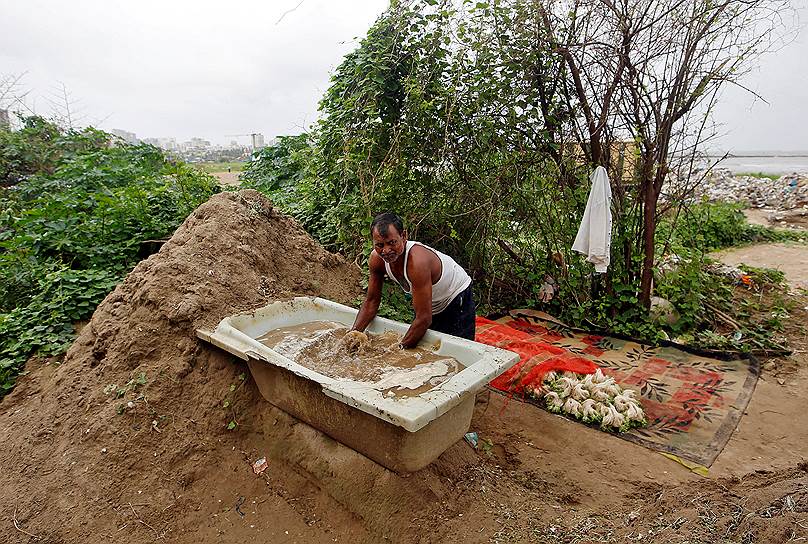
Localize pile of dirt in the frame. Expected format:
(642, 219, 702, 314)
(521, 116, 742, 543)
(4, 190, 522, 544)
(1, 190, 402, 542)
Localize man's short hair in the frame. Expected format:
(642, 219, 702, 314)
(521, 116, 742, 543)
(370, 213, 404, 237)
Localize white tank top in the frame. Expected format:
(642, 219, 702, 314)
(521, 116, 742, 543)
(384, 241, 472, 314)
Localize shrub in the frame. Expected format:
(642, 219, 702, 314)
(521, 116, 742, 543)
(0, 118, 220, 395)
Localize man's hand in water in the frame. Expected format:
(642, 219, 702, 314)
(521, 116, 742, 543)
(341, 330, 370, 353)
(385, 336, 407, 352)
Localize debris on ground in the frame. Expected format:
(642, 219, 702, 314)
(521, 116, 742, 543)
(706, 263, 755, 286)
(252, 457, 268, 475)
(694, 169, 808, 210)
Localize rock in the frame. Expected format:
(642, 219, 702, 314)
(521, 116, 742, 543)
(649, 296, 680, 326)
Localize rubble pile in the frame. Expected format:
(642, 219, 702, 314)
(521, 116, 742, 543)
(695, 169, 808, 210)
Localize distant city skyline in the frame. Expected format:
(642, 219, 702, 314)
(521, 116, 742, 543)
(1, 0, 806, 151)
(107, 128, 270, 156)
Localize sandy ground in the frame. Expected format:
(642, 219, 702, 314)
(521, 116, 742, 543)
(212, 171, 241, 187)
(716, 242, 808, 291)
(3, 193, 807, 543)
(743, 208, 772, 227)
(710, 240, 808, 479)
(744, 207, 808, 230)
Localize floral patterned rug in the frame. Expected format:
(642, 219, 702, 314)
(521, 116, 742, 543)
(476, 309, 760, 467)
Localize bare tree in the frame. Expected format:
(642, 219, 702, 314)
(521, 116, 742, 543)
(46, 81, 85, 130)
(539, 0, 793, 306)
(0, 72, 35, 126)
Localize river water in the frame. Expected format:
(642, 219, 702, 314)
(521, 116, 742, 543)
(706, 155, 808, 176)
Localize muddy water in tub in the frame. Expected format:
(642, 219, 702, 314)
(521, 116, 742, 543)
(257, 321, 464, 397)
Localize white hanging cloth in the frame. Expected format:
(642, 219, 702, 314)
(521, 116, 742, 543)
(572, 166, 613, 273)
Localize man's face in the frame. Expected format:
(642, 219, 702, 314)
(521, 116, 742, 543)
(372, 225, 407, 264)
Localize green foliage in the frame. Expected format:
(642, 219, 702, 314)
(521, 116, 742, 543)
(376, 286, 415, 324)
(653, 257, 793, 353)
(0, 118, 219, 396)
(245, 0, 587, 290)
(738, 263, 786, 286)
(240, 134, 315, 215)
(661, 202, 751, 251)
(104, 371, 148, 401)
(221, 371, 247, 431)
(352, 274, 415, 324)
(0, 116, 64, 187)
(0, 267, 120, 395)
(239, 1, 797, 354)
(658, 202, 807, 253)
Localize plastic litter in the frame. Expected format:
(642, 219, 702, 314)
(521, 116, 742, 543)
(537, 275, 559, 302)
(463, 432, 478, 449)
(252, 457, 268, 475)
(707, 263, 755, 287)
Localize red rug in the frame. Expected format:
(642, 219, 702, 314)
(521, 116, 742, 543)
(476, 310, 760, 467)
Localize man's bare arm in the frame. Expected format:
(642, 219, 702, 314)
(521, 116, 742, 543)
(399, 250, 433, 349)
(351, 252, 385, 332)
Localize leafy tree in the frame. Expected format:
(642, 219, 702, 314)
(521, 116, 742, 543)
(244, 0, 794, 348)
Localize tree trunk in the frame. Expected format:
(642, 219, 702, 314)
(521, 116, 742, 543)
(639, 178, 657, 308)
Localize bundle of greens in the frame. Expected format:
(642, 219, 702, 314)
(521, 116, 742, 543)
(526, 369, 647, 433)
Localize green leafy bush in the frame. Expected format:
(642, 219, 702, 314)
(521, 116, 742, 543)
(0, 267, 120, 395)
(658, 201, 806, 253)
(0, 118, 220, 395)
(240, 4, 801, 355)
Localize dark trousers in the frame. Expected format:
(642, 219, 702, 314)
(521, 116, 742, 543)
(430, 284, 476, 341)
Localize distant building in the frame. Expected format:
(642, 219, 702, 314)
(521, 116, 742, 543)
(252, 133, 265, 150)
(188, 137, 211, 148)
(110, 129, 139, 144)
(143, 137, 179, 152)
(157, 138, 177, 151)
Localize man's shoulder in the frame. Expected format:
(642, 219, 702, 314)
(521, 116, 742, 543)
(406, 243, 440, 271)
(409, 242, 438, 259)
(368, 250, 386, 272)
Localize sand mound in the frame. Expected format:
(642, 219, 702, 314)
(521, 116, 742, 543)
(1, 190, 452, 542)
(2, 190, 488, 544)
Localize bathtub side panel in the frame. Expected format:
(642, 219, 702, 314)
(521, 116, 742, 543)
(246, 358, 474, 473)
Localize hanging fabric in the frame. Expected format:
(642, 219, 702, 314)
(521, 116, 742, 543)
(572, 166, 613, 273)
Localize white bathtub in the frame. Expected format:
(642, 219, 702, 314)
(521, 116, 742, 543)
(196, 297, 519, 472)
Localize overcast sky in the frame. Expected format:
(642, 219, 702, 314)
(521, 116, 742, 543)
(1, 0, 806, 151)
